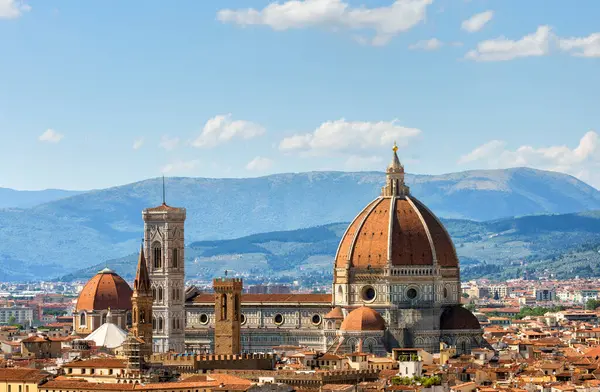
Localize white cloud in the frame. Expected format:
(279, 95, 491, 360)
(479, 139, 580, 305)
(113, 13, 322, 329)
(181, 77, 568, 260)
(161, 160, 201, 174)
(345, 155, 383, 170)
(461, 10, 493, 33)
(559, 32, 600, 58)
(38, 129, 64, 143)
(132, 138, 144, 150)
(217, 0, 433, 46)
(458, 140, 506, 164)
(192, 114, 265, 148)
(279, 118, 421, 154)
(246, 156, 274, 171)
(0, 0, 31, 19)
(409, 38, 443, 51)
(465, 25, 552, 61)
(458, 131, 600, 187)
(159, 135, 180, 151)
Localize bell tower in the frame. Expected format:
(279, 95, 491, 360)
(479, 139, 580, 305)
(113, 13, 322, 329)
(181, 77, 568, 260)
(131, 244, 153, 357)
(213, 277, 242, 355)
(142, 178, 186, 353)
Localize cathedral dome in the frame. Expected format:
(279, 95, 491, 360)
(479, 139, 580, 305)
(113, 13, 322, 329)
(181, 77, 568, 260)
(340, 306, 385, 332)
(335, 146, 458, 270)
(75, 268, 133, 312)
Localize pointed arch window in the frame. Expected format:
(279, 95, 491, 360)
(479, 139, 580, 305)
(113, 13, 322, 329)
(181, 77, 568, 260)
(172, 248, 178, 269)
(158, 287, 163, 303)
(158, 317, 163, 331)
(152, 242, 162, 269)
(152, 317, 157, 330)
(80, 312, 86, 327)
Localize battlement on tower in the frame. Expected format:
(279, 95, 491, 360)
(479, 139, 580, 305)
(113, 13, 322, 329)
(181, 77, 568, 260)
(213, 278, 243, 292)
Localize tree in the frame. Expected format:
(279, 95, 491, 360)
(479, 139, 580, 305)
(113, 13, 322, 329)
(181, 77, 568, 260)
(586, 299, 600, 310)
(7, 315, 16, 325)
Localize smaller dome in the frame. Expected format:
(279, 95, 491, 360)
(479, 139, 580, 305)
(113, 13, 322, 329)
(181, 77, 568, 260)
(76, 268, 133, 313)
(440, 306, 481, 330)
(324, 307, 344, 319)
(340, 306, 385, 332)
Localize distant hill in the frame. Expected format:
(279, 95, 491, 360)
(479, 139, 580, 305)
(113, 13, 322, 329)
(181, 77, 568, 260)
(3, 167, 600, 281)
(0, 188, 84, 209)
(61, 210, 600, 283)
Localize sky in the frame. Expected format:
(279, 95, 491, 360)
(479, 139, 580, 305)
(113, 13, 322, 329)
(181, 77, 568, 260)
(0, 0, 599, 190)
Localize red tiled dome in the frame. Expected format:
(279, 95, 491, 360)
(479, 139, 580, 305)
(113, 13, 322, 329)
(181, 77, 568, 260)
(340, 306, 385, 332)
(75, 268, 133, 312)
(335, 195, 458, 269)
(324, 306, 344, 319)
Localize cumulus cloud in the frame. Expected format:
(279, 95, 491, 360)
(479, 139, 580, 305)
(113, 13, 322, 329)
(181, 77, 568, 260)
(279, 119, 421, 154)
(161, 160, 201, 174)
(465, 26, 600, 61)
(461, 10, 493, 33)
(132, 138, 144, 150)
(0, 0, 31, 19)
(192, 114, 265, 148)
(246, 156, 274, 171)
(217, 0, 433, 46)
(38, 129, 64, 143)
(458, 131, 600, 187)
(409, 38, 443, 51)
(558, 32, 600, 58)
(465, 25, 552, 61)
(159, 135, 180, 151)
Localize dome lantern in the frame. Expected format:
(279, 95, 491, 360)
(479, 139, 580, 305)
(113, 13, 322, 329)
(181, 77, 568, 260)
(382, 142, 410, 197)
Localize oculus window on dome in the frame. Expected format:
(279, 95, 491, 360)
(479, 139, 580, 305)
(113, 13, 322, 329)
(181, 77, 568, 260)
(311, 314, 322, 326)
(274, 313, 284, 326)
(199, 313, 209, 325)
(361, 286, 376, 302)
(406, 288, 418, 300)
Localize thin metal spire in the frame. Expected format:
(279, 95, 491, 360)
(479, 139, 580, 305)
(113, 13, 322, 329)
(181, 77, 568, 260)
(162, 175, 166, 205)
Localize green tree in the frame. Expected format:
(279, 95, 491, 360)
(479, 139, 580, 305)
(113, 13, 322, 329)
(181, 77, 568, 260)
(7, 315, 16, 325)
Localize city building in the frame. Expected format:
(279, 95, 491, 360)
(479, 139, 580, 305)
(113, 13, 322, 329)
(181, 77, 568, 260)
(0, 307, 34, 326)
(185, 145, 483, 354)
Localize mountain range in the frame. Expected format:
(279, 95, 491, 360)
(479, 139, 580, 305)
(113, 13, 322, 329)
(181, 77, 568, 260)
(61, 210, 600, 284)
(2, 167, 600, 281)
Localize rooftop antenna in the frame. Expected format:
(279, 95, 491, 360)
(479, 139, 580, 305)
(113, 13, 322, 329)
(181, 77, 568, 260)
(162, 175, 166, 205)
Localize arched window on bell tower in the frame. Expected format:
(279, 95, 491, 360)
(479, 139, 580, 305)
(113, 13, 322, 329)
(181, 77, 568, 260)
(152, 241, 162, 269)
(172, 248, 178, 269)
(220, 294, 228, 320)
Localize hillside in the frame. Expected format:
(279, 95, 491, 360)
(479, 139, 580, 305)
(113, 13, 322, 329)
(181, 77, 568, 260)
(3, 168, 600, 281)
(0, 188, 84, 209)
(62, 210, 600, 284)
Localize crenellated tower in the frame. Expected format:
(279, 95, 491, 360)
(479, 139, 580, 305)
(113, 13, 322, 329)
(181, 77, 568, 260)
(213, 277, 242, 355)
(142, 187, 186, 353)
(131, 244, 153, 357)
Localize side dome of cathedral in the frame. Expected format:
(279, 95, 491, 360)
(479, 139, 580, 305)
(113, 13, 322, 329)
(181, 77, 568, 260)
(74, 267, 133, 337)
(334, 145, 457, 269)
(76, 267, 133, 312)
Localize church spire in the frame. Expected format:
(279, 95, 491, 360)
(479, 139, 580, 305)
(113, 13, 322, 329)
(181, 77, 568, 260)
(134, 243, 151, 294)
(381, 142, 410, 197)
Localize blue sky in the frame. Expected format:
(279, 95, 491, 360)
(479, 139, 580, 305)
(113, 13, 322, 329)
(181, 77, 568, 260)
(0, 0, 599, 190)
